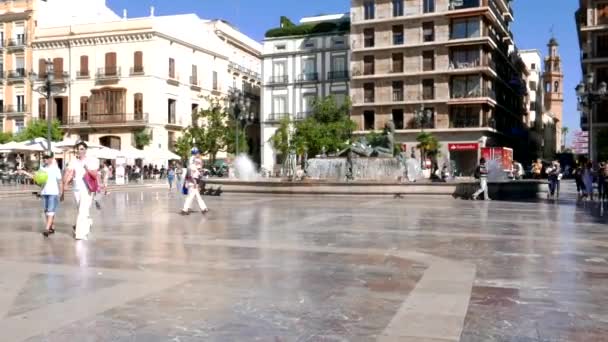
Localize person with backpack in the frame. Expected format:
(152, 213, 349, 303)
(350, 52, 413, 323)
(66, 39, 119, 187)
(472, 158, 490, 201)
(546, 160, 561, 199)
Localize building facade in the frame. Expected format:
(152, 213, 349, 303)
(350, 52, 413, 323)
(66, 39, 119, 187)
(349, 0, 529, 175)
(30, 2, 261, 157)
(576, 0, 607, 160)
(542, 38, 564, 153)
(261, 14, 350, 171)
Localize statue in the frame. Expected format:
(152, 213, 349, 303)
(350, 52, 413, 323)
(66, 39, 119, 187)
(345, 150, 354, 181)
(340, 120, 396, 158)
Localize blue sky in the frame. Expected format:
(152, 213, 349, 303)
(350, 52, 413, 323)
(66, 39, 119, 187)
(106, 0, 581, 145)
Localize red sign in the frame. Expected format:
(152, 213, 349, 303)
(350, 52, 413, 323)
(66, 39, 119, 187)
(481, 147, 513, 171)
(448, 143, 479, 151)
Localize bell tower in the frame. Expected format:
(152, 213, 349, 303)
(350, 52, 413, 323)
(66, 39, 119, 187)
(543, 37, 564, 152)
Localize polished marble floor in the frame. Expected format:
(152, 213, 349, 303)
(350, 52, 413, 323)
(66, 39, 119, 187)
(0, 183, 606, 341)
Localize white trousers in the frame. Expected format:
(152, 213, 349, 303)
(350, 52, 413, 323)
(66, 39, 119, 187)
(473, 178, 489, 200)
(182, 185, 207, 211)
(74, 190, 93, 239)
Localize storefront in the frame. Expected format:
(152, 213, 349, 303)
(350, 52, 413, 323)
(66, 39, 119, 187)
(448, 143, 479, 177)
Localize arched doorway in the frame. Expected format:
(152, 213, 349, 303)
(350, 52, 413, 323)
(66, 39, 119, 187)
(99, 136, 121, 150)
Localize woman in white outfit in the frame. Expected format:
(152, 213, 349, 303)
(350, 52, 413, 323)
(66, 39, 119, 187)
(61, 141, 100, 240)
(181, 148, 209, 215)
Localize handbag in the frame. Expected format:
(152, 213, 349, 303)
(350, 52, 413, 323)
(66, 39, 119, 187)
(84, 172, 99, 193)
(182, 183, 188, 195)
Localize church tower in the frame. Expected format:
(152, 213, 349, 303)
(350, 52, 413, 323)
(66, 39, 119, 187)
(543, 37, 564, 153)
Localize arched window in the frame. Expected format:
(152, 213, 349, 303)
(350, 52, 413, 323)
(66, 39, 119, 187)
(553, 81, 559, 93)
(545, 82, 551, 93)
(134, 93, 143, 120)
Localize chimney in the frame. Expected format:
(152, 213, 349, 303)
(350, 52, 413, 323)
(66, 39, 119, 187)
(123, 9, 127, 20)
(150, 6, 155, 17)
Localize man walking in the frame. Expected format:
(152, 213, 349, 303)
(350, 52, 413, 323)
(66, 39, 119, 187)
(472, 158, 490, 201)
(547, 160, 561, 199)
(61, 141, 100, 240)
(181, 148, 209, 215)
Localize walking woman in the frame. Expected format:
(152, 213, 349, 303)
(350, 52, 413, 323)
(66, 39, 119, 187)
(574, 163, 585, 198)
(582, 161, 595, 201)
(61, 141, 100, 240)
(167, 164, 175, 191)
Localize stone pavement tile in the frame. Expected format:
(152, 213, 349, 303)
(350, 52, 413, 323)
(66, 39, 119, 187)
(381, 313, 465, 341)
(377, 336, 456, 342)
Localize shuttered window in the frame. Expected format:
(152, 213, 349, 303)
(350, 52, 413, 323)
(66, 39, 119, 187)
(38, 98, 46, 120)
(38, 59, 46, 79)
(53, 58, 63, 78)
(169, 58, 175, 78)
(134, 93, 143, 120)
(134, 51, 143, 73)
(105, 52, 117, 75)
(80, 96, 88, 121)
(80, 55, 88, 76)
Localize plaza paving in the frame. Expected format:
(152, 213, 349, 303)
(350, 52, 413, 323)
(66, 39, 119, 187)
(0, 184, 606, 341)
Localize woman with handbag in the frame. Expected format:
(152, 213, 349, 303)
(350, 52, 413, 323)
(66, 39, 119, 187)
(61, 141, 100, 240)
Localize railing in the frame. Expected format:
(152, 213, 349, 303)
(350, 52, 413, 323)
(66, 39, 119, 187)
(1, 105, 29, 114)
(488, 0, 509, 31)
(64, 113, 149, 126)
(189, 76, 199, 86)
(392, 92, 404, 102)
(328, 70, 348, 80)
(450, 87, 496, 99)
(130, 67, 144, 75)
(448, 0, 481, 10)
(364, 95, 375, 103)
(407, 117, 435, 129)
(295, 111, 312, 120)
(76, 70, 90, 78)
(96, 67, 121, 79)
(229, 62, 261, 80)
(296, 72, 318, 82)
(450, 116, 481, 128)
(6, 69, 25, 79)
(6, 37, 26, 48)
(266, 113, 289, 122)
(267, 75, 288, 84)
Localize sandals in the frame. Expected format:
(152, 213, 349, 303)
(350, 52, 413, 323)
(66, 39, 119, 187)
(42, 227, 55, 238)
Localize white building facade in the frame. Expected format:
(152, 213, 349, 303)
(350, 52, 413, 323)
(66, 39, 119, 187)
(30, 3, 261, 156)
(519, 50, 542, 128)
(261, 14, 350, 171)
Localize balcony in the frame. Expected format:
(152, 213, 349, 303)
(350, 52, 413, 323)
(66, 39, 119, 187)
(130, 67, 145, 76)
(6, 69, 26, 82)
(392, 91, 404, 102)
(1, 105, 29, 114)
(189, 76, 201, 91)
(267, 75, 288, 85)
(167, 74, 179, 86)
(266, 113, 289, 122)
(63, 113, 148, 128)
(5, 37, 26, 50)
(328, 70, 348, 81)
(296, 72, 319, 83)
(76, 70, 90, 79)
(96, 67, 121, 82)
(450, 116, 481, 128)
(229, 61, 261, 81)
(449, 87, 496, 103)
(295, 111, 312, 121)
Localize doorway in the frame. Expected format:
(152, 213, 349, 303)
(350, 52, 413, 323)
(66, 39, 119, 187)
(53, 96, 68, 125)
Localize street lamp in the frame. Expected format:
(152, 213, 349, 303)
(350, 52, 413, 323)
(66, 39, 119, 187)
(29, 59, 66, 153)
(576, 72, 607, 162)
(414, 105, 433, 168)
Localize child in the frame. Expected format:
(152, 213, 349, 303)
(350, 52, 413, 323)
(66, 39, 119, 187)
(20, 153, 63, 237)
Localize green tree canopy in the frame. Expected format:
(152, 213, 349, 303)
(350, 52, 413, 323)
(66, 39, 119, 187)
(14, 119, 63, 142)
(134, 128, 152, 149)
(0, 132, 12, 144)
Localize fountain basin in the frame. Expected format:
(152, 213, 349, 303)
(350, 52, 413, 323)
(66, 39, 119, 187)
(306, 158, 403, 181)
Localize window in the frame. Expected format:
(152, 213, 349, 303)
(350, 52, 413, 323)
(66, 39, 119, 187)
(392, 81, 404, 101)
(451, 18, 480, 39)
(304, 40, 315, 49)
(531, 63, 536, 70)
(423, 0, 435, 13)
(275, 44, 286, 51)
(333, 93, 346, 106)
(301, 94, 316, 118)
(90, 88, 126, 116)
(450, 107, 479, 128)
(529, 81, 537, 90)
(451, 47, 480, 68)
(167, 99, 176, 124)
(545, 82, 551, 93)
(423, 22, 434, 42)
(134, 93, 143, 119)
(451, 75, 481, 98)
(14, 22, 24, 45)
(272, 96, 287, 119)
(14, 118, 24, 133)
(423, 50, 434, 71)
(169, 58, 175, 78)
(332, 37, 345, 47)
(597, 35, 608, 57)
(364, 0, 375, 20)
(39, 98, 46, 120)
(598, 3, 608, 25)
(422, 79, 434, 100)
(79, 96, 88, 121)
(16, 95, 24, 112)
(364, 83, 375, 103)
(38, 58, 47, 79)
(302, 57, 316, 79)
(363, 55, 375, 75)
(331, 54, 346, 73)
(364, 111, 375, 130)
(392, 109, 404, 129)
(191, 65, 198, 84)
(273, 61, 286, 76)
(15, 56, 24, 76)
(392, 53, 403, 73)
(0, 118, 3, 133)
(529, 102, 536, 111)
(105, 52, 117, 75)
(393, 25, 404, 45)
(212, 71, 218, 90)
(554, 81, 559, 93)
(393, 0, 403, 17)
(364, 28, 375, 47)
(133, 51, 143, 73)
(79, 55, 89, 76)
(53, 57, 63, 79)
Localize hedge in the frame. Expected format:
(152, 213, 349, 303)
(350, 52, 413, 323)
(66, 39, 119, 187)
(265, 20, 350, 38)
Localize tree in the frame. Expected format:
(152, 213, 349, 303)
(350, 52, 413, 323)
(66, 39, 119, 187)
(134, 129, 152, 149)
(416, 132, 441, 177)
(14, 119, 63, 142)
(269, 116, 291, 164)
(0, 132, 12, 144)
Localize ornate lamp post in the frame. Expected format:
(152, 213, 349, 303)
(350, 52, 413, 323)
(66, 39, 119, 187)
(576, 72, 607, 162)
(29, 59, 66, 154)
(229, 88, 253, 157)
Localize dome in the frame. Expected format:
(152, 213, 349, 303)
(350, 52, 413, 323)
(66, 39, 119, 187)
(548, 37, 558, 46)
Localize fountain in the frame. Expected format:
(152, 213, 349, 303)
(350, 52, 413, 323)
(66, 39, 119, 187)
(486, 159, 509, 182)
(232, 154, 259, 181)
